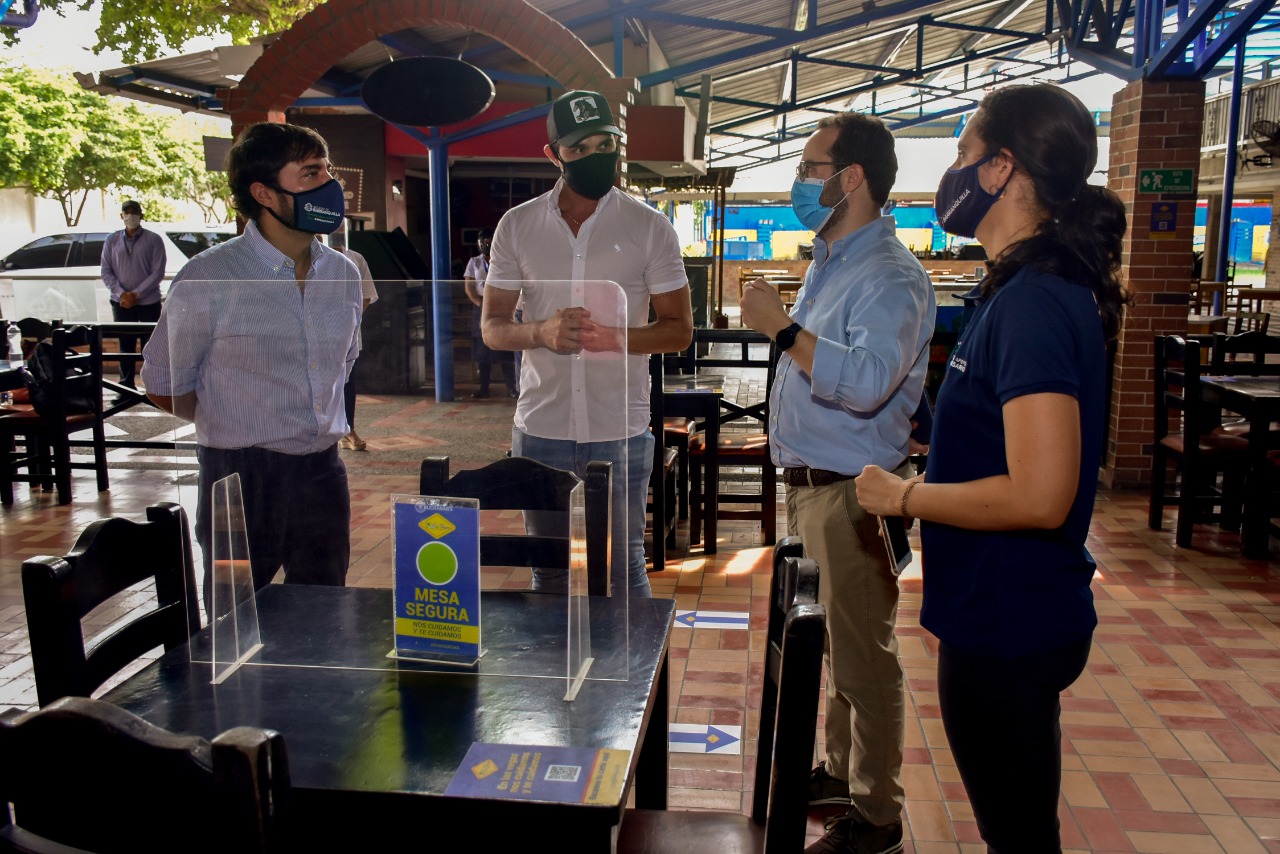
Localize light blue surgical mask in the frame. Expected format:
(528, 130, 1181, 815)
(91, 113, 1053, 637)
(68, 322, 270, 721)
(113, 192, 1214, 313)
(790, 167, 850, 233)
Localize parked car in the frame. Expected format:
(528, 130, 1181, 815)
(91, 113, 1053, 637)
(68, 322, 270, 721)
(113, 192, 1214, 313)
(0, 222, 236, 323)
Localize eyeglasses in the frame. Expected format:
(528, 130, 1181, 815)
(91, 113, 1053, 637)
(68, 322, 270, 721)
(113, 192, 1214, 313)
(795, 160, 845, 180)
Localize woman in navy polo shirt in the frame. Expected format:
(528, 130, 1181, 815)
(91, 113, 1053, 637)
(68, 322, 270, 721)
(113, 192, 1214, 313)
(855, 83, 1128, 852)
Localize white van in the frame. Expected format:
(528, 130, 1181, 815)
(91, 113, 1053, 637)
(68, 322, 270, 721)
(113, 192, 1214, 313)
(0, 222, 236, 323)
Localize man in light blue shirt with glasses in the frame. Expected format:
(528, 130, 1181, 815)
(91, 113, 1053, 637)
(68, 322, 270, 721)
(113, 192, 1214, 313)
(741, 112, 934, 854)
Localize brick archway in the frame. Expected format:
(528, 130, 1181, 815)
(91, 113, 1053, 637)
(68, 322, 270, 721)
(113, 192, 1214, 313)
(222, 0, 615, 133)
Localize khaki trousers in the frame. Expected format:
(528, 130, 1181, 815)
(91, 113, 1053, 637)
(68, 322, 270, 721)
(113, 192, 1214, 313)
(785, 462, 909, 826)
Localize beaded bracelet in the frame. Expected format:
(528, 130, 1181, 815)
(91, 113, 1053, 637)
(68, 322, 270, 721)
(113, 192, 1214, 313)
(900, 480, 918, 517)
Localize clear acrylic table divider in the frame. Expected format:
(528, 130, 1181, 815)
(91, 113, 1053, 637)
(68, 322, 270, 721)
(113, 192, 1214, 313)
(552, 276, 631, 687)
(472, 277, 632, 688)
(163, 278, 629, 687)
(208, 472, 263, 683)
(564, 479, 591, 699)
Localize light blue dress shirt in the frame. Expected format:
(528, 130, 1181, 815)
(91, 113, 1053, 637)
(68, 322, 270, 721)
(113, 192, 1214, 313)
(770, 216, 936, 474)
(101, 227, 166, 305)
(140, 220, 361, 454)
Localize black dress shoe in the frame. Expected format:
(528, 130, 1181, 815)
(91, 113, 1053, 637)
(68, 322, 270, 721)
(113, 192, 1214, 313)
(470, 389, 490, 399)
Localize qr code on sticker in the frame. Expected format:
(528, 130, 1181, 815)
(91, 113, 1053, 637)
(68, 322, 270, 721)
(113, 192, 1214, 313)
(545, 764, 582, 783)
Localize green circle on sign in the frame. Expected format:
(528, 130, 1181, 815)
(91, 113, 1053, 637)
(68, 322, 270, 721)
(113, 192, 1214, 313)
(417, 541, 458, 585)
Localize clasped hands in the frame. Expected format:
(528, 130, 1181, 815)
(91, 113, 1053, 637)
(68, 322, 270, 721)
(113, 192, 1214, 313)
(539, 306, 625, 355)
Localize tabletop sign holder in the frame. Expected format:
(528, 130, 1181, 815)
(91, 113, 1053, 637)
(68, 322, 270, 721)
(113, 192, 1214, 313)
(390, 495, 483, 666)
(208, 473, 264, 684)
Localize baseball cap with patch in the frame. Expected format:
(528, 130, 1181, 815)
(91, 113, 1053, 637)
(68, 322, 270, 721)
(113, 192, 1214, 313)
(547, 90, 623, 148)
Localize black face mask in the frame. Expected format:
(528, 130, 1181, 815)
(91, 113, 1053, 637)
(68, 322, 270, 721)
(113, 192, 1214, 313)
(560, 151, 619, 200)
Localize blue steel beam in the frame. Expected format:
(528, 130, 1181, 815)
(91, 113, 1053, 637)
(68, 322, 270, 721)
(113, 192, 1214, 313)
(1187, 0, 1277, 75)
(676, 10, 1051, 123)
(634, 9, 796, 39)
(707, 30, 1050, 134)
(101, 68, 219, 98)
(1061, 0, 1276, 80)
(710, 62, 1104, 169)
(1146, 0, 1234, 74)
(636, 0, 946, 88)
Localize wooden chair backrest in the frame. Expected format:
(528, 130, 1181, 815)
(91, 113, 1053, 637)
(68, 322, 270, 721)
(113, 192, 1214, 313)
(1211, 330, 1280, 376)
(0, 696, 290, 854)
(1224, 310, 1271, 335)
(419, 456, 612, 596)
(1192, 280, 1227, 315)
(753, 538, 817, 823)
(22, 503, 199, 708)
(758, 602, 825, 850)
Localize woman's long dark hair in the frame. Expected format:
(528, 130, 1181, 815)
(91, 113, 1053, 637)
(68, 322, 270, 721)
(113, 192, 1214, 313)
(973, 84, 1130, 339)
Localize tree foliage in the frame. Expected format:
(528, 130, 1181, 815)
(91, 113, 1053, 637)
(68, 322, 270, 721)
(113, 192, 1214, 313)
(16, 1, 322, 61)
(0, 63, 232, 225)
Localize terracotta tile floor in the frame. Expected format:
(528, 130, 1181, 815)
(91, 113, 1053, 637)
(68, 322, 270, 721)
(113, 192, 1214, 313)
(2, 390, 1280, 852)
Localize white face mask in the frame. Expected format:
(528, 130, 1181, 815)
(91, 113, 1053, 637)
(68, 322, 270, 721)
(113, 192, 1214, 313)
(122, 214, 142, 229)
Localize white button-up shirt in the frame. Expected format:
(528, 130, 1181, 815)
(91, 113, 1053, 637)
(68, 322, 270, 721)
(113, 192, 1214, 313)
(487, 181, 687, 441)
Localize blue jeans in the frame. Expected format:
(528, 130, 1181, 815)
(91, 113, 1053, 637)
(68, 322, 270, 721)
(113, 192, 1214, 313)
(512, 428, 654, 597)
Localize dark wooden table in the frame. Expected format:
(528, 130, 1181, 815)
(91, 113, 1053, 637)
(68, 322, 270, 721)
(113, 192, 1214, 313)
(663, 328, 773, 555)
(104, 585, 674, 850)
(663, 376, 723, 553)
(1201, 376, 1280, 558)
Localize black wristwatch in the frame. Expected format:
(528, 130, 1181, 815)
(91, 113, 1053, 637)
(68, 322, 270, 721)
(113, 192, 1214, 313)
(774, 322, 803, 351)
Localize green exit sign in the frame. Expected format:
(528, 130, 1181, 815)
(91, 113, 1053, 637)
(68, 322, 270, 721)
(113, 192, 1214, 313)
(1138, 169, 1194, 193)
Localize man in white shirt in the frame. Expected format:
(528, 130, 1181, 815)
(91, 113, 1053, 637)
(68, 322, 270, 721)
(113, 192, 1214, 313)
(463, 229, 516, 398)
(483, 89, 693, 597)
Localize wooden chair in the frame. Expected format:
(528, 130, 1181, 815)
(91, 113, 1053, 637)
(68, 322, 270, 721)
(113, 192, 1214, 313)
(0, 696, 291, 854)
(1211, 330, 1280, 377)
(1223, 310, 1271, 335)
(0, 324, 108, 505)
(1191, 280, 1228, 315)
(753, 538, 817, 819)
(618, 567, 824, 852)
(1148, 335, 1249, 548)
(1209, 331, 1280, 444)
(648, 354, 682, 573)
(22, 502, 199, 708)
(419, 455, 613, 596)
(688, 333, 778, 548)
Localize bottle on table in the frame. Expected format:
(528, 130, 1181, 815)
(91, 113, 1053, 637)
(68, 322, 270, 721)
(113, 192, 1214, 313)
(6, 321, 22, 369)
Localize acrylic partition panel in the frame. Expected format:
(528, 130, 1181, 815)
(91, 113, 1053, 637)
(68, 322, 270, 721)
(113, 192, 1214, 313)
(161, 277, 632, 687)
(207, 472, 263, 683)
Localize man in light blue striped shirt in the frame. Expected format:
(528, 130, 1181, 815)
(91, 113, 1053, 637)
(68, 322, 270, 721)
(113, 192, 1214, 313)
(141, 123, 361, 612)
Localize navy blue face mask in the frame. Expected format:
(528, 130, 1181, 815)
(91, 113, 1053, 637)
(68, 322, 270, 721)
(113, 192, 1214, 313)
(267, 178, 346, 234)
(935, 155, 1008, 239)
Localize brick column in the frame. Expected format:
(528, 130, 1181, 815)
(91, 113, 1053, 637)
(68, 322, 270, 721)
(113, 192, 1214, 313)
(1102, 78, 1206, 489)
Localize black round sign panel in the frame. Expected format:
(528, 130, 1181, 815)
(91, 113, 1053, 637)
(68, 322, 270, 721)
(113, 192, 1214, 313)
(361, 57, 495, 127)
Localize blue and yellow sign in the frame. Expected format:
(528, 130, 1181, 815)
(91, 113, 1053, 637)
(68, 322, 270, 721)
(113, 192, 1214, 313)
(445, 743, 630, 804)
(392, 497, 481, 663)
(1150, 202, 1178, 241)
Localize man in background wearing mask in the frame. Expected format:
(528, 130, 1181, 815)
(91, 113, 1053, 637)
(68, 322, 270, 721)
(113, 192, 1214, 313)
(463, 229, 516, 399)
(141, 122, 361, 614)
(101, 200, 166, 392)
(740, 113, 934, 854)
(482, 89, 693, 598)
